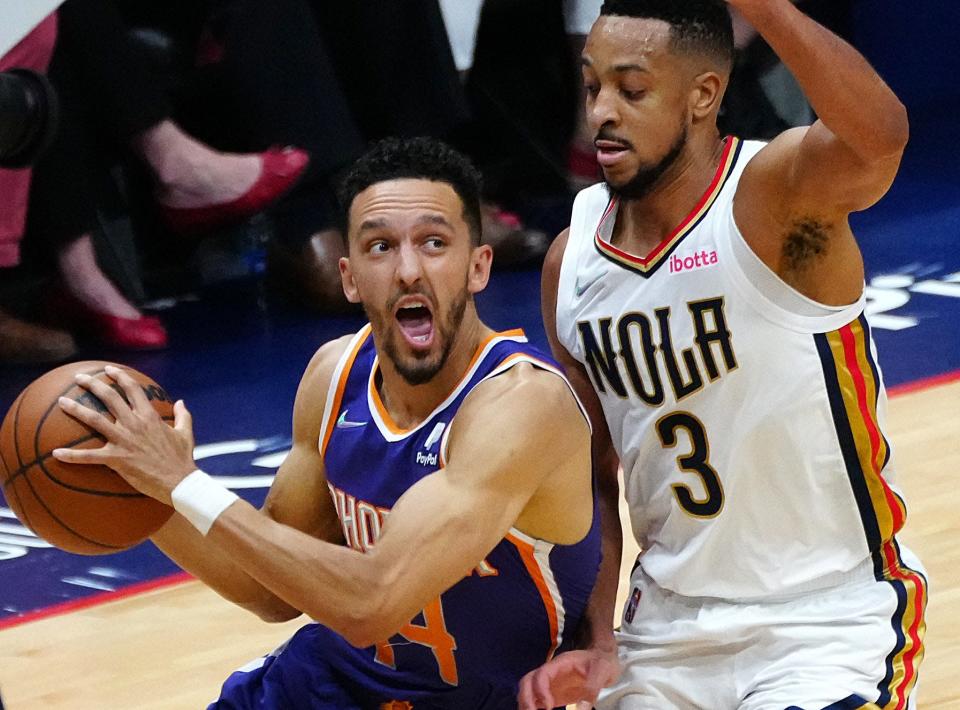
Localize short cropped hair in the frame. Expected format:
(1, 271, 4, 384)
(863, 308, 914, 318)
(600, 0, 734, 68)
(338, 137, 483, 246)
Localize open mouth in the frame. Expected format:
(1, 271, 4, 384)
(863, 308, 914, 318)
(595, 139, 631, 167)
(395, 300, 435, 349)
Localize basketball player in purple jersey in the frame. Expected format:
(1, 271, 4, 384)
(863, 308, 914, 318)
(54, 138, 601, 708)
(520, 0, 925, 708)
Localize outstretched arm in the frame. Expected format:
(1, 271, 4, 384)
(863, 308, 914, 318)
(203, 364, 591, 647)
(728, 0, 909, 303)
(55, 352, 592, 649)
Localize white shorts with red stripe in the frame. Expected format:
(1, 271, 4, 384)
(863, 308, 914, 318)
(598, 544, 927, 710)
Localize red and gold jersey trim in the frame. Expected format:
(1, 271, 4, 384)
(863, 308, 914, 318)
(814, 314, 905, 546)
(814, 315, 926, 709)
(593, 136, 742, 277)
(873, 539, 927, 710)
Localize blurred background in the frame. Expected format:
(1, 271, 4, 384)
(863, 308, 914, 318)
(0, 0, 958, 633)
(0, 0, 957, 370)
(1, 1, 959, 707)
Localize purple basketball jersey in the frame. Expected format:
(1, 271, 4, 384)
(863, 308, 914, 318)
(213, 326, 599, 709)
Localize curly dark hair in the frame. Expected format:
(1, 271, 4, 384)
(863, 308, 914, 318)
(337, 136, 483, 246)
(599, 0, 734, 68)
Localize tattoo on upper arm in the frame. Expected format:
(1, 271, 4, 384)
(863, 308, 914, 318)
(782, 218, 832, 272)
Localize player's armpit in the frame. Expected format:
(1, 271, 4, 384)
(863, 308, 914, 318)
(730, 0, 907, 218)
(262, 444, 343, 544)
(153, 335, 353, 623)
(731, 129, 870, 306)
(262, 335, 350, 543)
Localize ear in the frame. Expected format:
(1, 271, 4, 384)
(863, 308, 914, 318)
(339, 256, 361, 304)
(689, 71, 725, 122)
(467, 244, 493, 295)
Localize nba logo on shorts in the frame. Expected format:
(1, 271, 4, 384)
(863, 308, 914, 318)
(624, 587, 641, 624)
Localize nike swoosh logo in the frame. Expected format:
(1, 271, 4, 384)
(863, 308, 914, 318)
(575, 273, 603, 297)
(336, 410, 367, 429)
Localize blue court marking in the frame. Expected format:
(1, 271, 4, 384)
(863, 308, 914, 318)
(1, 99, 958, 623)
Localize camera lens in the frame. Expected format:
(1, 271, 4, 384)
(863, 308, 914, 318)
(0, 69, 59, 169)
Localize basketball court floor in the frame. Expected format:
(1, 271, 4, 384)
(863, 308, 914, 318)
(1, 107, 959, 707)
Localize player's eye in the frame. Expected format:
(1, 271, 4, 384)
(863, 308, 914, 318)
(622, 88, 645, 101)
(369, 240, 390, 254)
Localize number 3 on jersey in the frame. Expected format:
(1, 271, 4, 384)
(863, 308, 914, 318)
(656, 412, 724, 518)
(375, 597, 459, 685)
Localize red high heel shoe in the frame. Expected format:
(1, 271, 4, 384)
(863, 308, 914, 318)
(47, 290, 169, 351)
(91, 312, 168, 350)
(159, 146, 310, 233)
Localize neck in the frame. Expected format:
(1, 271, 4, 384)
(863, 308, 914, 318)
(377, 308, 493, 429)
(612, 130, 726, 254)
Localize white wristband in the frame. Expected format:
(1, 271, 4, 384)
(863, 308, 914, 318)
(171, 470, 240, 536)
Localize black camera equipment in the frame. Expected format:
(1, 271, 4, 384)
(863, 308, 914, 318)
(0, 68, 59, 169)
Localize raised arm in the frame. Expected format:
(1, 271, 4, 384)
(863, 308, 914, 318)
(519, 231, 623, 710)
(728, 0, 909, 303)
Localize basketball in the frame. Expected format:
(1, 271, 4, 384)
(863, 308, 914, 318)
(0, 361, 176, 555)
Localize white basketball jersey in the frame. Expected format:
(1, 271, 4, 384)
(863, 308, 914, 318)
(556, 138, 910, 599)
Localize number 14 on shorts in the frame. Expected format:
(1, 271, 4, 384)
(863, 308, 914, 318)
(375, 597, 459, 686)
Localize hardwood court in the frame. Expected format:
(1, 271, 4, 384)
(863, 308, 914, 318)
(0, 380, 957, 709)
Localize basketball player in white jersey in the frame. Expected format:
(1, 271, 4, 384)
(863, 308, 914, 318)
(518, 0, 926, 708)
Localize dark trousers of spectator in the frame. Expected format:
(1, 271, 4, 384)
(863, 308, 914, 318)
(171, 0, 366, 242)
(27, 0, 171, 258)
(311, 0, 471, 144)
(465, 0, 579, 204)
(31, 0, 366, 257)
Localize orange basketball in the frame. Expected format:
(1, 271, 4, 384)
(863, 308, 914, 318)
(0, 361, 175, 554)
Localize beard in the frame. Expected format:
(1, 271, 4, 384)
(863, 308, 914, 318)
(367, 284, 470, 386)
(605, 123, 688, 201)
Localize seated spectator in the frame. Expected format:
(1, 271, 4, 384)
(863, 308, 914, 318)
(123, 0, 365, 310)
(16, 0, 370, 358)
(22, 0, 320, 351)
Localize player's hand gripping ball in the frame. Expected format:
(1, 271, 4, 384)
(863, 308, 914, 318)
(0, 361, 175, 554)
